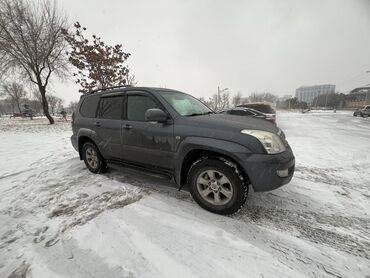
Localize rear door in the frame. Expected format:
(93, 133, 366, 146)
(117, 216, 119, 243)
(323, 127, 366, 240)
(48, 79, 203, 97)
(121, 91, 175, 169)
(95, 93, 124, 160)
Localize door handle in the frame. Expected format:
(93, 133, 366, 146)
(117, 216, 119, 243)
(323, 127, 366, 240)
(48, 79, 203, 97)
(124, 124, 133, 129)
(94, 121, 101, 127)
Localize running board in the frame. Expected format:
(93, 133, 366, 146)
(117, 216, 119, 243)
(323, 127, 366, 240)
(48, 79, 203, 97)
(107, 160, 174, 181)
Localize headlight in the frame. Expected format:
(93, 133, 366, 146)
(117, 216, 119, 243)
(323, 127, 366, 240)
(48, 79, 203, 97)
(241, 129, 286, 154)
(277, 128, 285, 139)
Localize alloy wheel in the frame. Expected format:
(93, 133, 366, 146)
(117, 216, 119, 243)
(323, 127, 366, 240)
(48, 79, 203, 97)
(196, 170, 233, 206)
(85, 147, 98, 169)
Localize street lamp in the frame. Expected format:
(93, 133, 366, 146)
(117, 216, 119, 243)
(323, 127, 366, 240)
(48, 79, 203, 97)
(216, 86, 229, 111)
(218, 86, 229, 93)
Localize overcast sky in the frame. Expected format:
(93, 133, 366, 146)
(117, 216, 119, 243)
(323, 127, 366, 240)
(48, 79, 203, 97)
(53, 0, 370, 104)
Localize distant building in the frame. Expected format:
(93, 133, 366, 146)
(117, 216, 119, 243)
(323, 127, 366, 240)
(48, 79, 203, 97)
(295, 84, 336, 105)
(344, 86, 370, 108)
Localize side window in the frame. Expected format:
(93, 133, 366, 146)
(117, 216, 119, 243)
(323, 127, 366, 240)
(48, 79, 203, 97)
(79, 95, 100, 118)
(127, 95, 158, 121)
(98, 96, 123, 120)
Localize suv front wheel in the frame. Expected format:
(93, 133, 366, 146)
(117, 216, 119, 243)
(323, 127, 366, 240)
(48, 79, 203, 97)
(188, 159, 248, 215)
(82, 142, 107, 174)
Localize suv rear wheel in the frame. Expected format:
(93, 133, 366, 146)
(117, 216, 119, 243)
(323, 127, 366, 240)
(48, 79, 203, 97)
(188, 159, 248, 215)
(82, 142, 107, 174)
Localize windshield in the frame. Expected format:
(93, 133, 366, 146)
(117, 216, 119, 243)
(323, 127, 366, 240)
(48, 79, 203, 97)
(159, 91, 213, 116)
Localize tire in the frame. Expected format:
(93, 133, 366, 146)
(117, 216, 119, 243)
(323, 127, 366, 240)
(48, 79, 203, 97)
(82, 142, 107, 174)
(188, 158, 248, 215)
(353, 112, 358, 117)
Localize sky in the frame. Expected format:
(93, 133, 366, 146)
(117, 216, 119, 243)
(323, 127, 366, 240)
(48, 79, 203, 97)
(51, 0, 370, 104)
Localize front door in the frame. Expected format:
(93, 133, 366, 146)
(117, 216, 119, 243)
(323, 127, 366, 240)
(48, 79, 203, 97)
(121, 91, 175, 170)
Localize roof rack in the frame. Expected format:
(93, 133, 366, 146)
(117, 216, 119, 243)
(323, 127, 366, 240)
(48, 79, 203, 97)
(88, 85, 133, 95)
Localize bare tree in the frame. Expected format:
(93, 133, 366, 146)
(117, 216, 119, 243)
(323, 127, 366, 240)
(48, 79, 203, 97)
(32, 89, 42, 104)
(232, 91, 242, 107)
(0, 82, 27, 112)
(56, 97, 63, 112)
(221, 91, 230, 109)
(0, 0, 69, 124)
(0, 98, 14, 115)
(47, 94, 62, 115)
(207, 90, 230, 111)
(127, 73, 138, 86)
(206, 94, 217, 111)
(28, 99, 42, 114)
(68, 100, 79, 112)
(249, 92, 277, 103)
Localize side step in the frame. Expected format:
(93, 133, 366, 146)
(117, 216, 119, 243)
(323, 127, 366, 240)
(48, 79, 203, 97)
(107, 160, 174, 181)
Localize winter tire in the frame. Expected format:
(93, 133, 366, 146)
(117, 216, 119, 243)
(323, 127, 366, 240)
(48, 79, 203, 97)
(82, 142, 107, 174)
(188, 158, 248, 215)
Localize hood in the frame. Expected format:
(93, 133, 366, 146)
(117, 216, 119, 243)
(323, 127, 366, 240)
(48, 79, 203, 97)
(181, 113, 280, 134)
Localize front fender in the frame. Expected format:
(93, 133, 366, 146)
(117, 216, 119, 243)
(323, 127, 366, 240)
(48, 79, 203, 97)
(174, 137, 252, 185)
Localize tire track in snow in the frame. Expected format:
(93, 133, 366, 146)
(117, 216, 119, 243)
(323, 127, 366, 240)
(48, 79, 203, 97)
(234, 204, 370, 260)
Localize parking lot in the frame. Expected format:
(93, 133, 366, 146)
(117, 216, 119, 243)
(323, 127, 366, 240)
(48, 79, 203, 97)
(0, 111, 369, 278)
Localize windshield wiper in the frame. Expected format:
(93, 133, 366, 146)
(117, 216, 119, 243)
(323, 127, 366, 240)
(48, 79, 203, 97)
(186, 111, 214, 117)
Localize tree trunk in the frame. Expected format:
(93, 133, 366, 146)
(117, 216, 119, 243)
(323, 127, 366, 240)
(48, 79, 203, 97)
(16, 100, 22, 113)
(39, 86, 54, 124)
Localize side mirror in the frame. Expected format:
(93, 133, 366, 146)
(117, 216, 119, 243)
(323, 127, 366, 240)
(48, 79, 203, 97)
(145, 108, 168, 123)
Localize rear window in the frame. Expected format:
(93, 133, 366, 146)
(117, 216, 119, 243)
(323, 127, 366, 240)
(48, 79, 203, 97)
(238, 104, 275, 114)
(79, 95, 100, 118)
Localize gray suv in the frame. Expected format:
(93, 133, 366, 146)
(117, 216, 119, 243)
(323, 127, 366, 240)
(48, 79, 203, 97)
(71, 86, 295, 214)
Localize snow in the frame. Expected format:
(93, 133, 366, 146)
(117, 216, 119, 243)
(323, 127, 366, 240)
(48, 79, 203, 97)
(0, 112, 369, 278)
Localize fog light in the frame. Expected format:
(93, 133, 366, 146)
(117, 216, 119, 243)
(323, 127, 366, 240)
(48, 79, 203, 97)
(277, 169, 289, 177)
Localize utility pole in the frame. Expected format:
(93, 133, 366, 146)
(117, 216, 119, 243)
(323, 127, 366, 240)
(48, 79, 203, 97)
(366, 71, 370, 104)
(217, 86, 229, 111)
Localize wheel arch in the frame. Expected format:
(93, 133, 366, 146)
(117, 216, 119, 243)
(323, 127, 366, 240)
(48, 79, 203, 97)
(178, 148, 250, 189)
(78, 135, 96, 160)
(174, 137, 252, 188)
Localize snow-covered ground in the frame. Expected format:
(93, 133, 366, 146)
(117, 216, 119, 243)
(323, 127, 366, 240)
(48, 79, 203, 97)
(0, 111, 369, 278)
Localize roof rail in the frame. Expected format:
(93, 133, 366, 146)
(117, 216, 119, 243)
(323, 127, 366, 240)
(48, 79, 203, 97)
(88, 85, 133, 95)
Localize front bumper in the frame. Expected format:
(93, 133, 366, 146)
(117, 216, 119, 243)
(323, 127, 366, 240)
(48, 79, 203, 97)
(237, 148, 295, 192)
